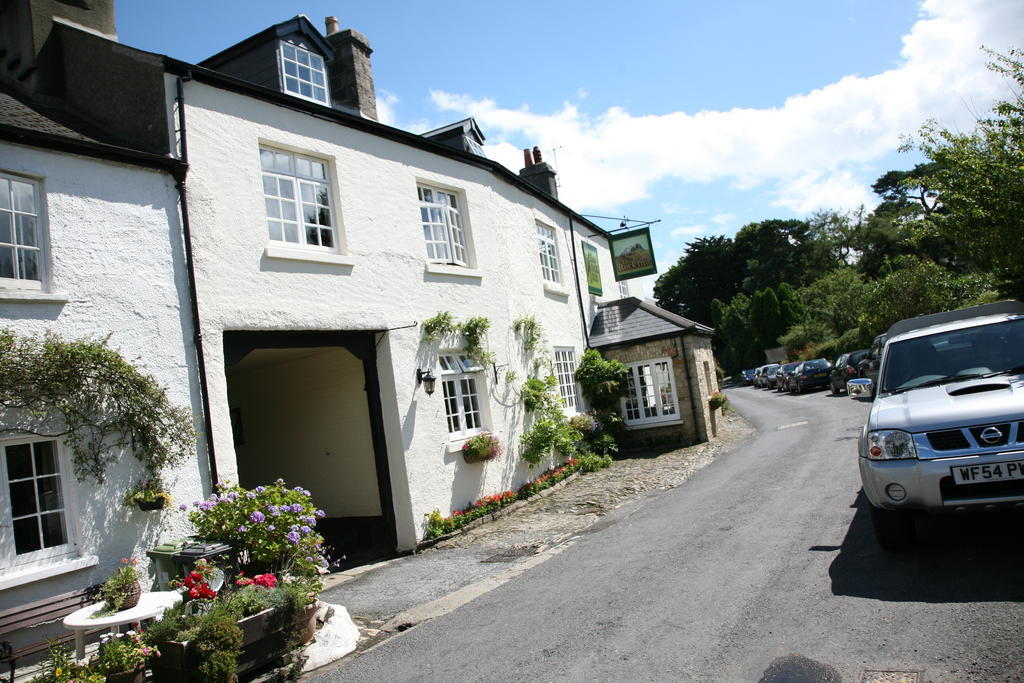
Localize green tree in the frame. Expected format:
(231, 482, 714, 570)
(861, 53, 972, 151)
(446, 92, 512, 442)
(796, 268, 869, 337)
(653, 235, 744, 325)
(857, 257, 993, 339)
(733, 218, 816, 292)
(713, 294, 763, 372)
(748, 287, 785, 350)
(912, 48, 1024, 298)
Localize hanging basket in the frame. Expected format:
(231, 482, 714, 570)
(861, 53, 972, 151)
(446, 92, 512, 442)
(136, 499, 165, 511)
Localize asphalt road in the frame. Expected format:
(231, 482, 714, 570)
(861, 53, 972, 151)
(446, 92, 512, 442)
(311, 385, 1024, 682)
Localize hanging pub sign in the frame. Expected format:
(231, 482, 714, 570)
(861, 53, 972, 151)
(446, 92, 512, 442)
(582, 241, 602, 295)
(610, 227, 657, 281)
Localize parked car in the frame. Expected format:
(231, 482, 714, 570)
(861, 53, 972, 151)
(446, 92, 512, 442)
(858, 300, 1024, 551)
(830, 349, 868, 395)
(741, 368, 757, 385)
(855, 334, 887, 398)
(776, 361, 801, 392)
(763, 364, 781, 388)
(789, 358, 832, 393)
(754, 364, 775, 388)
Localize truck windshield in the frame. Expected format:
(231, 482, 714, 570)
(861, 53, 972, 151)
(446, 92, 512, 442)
(881, 317, 1024, 394)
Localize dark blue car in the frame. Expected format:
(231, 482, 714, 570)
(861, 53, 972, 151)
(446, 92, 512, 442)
(790, 358, 833, 393)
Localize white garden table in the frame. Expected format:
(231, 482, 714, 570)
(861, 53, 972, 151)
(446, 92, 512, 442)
(62, 590, 182, 660)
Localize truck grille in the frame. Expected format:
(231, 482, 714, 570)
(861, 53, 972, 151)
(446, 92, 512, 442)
(927, 429, 970, 451)
(968, 423, 1011, 447)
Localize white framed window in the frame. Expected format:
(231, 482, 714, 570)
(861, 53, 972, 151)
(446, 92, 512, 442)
(622, 358, 679, 425)
(618, 280, 630, 298)
(1, 438, 75, 570)
(0, 173, 43, 290)
(438, 353, 484, 438)
(260, 148, 337, 250)
(536, 223, 561, 284)
(419, 185, 468, 266)
(279, 42, 329, 104)
(553, 348, 580, 412)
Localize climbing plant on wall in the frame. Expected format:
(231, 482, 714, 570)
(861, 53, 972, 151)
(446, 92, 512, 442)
(0, 329, 195, 482)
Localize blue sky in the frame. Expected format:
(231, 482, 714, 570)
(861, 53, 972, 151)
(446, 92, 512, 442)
(117, 1, 1024, 295)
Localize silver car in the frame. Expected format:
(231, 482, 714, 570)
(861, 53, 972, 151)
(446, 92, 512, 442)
(858, 301, 1024, 550)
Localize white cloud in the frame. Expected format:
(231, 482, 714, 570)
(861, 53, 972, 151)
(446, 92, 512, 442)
(670, 225, 707, 239)
(427, 0, 1023, 216)
(711, 213, 736, 226)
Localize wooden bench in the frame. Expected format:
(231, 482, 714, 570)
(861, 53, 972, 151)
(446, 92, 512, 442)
(0, 585, 100, 682)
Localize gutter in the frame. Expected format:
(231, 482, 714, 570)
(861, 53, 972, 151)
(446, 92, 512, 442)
(173, 74, 219, 487)
(0, 123, 185, 175)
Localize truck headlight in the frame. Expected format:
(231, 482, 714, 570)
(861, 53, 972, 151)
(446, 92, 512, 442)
(866, 430, 917, 460)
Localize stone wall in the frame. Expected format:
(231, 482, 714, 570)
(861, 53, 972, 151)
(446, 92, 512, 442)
(600, 333, 717, 449)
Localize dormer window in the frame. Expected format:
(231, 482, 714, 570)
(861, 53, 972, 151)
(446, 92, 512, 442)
(279, 42, 329, 104)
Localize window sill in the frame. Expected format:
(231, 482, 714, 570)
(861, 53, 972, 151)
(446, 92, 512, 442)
(264, 245, 355, 267)
(624, 418, 684, 430)
(0, 555, 98, 591)
(446, 434, 484, 454)
(543, 282, 570, 298)
(0, 289, 69, 303)
(425, 263, 483, 280)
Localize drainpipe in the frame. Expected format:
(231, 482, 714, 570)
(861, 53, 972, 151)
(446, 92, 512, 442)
(568, 216, 590, 347)
(174, 74, 218, 486)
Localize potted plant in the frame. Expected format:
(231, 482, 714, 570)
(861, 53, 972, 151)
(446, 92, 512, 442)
(708, 391, 729, 411)
(30, 642, 104, 683)
(123, 479, 173, 511)
(92, 631, 158, 683)
(461, 432, 502, 463)
(185, 479, 330, 577)
(97, 557, 141, 614)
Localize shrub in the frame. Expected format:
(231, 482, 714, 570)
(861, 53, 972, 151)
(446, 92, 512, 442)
(187, 479, 329, 578)
(574, 349, 627, 410)
(521, 375, 558, 412)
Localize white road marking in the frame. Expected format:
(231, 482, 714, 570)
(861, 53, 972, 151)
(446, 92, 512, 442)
(778, 421, 809, 430)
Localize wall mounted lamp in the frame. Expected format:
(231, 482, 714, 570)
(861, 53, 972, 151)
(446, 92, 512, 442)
(417, 368, 437, 396)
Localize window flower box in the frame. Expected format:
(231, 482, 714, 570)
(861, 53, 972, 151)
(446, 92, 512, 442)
(149, 603, 317, 682)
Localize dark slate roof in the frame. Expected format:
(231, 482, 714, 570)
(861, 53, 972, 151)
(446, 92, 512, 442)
(589, 297, 714, 348)
(0, 89, 102, 143)
(199, 15, 334, 68)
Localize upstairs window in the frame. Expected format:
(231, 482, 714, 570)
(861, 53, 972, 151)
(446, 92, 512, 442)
(618, 280, 630, 298)
(438, 353, 484, 438)
(537, 224, 561, 284)
(260, 148, 336, 250)
(0, 173, 43, 289)
(279, 43, 329, 104)
(553, 348, 580, 412)
(419, 185, 468, 266)
(622, 358, 679, 425)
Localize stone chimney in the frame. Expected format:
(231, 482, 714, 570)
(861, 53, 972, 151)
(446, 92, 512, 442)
(323, 17, 377, 121)
(0, 0, 117, 94)
(519, 146, 558, 198)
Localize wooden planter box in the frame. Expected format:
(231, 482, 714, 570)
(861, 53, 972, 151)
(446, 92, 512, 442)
(150, 603, 317, 682)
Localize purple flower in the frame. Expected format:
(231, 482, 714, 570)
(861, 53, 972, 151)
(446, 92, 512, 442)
(294, 486, 303, 492)
(250, 511, 265, 523)
(268, 505, 281, 516)
(209, 493, 219, 501)
(305, 556, 313, 562)
(286, 531, 300, 544)
(290, 524, 300, 531)
(255, 486, 265, 493)
(178, 504, 188, 511)
(300, 525, 311, 534)
(267, 524, 275, 531)
(290, 503, 304, 512)
(237, 525, 248, 533)
(315, 509, 326, 518)
(275, 478, 285, 484)
(198, 502, 213, 512)
(245, 492, 257, 499)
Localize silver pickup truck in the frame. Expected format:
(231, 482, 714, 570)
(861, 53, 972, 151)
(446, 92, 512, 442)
(857, 300, 1024, 550)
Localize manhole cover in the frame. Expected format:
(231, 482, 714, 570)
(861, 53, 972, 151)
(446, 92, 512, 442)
(481, 545, 541, 563)
(861, 671, 920, 683)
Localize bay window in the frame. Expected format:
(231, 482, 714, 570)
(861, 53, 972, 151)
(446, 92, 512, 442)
(622, 358, 679, 425)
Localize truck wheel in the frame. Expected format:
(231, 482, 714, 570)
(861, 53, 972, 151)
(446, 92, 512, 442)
(869, 505, 916, 551)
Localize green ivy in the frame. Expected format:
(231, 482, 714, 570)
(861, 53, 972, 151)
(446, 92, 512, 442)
(520, 375, 558, 412)
(512, 315, 545, 353)
(0, 329, 194, 483)
(420, 311, 456, 341)
(460, 316, 491, 364)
